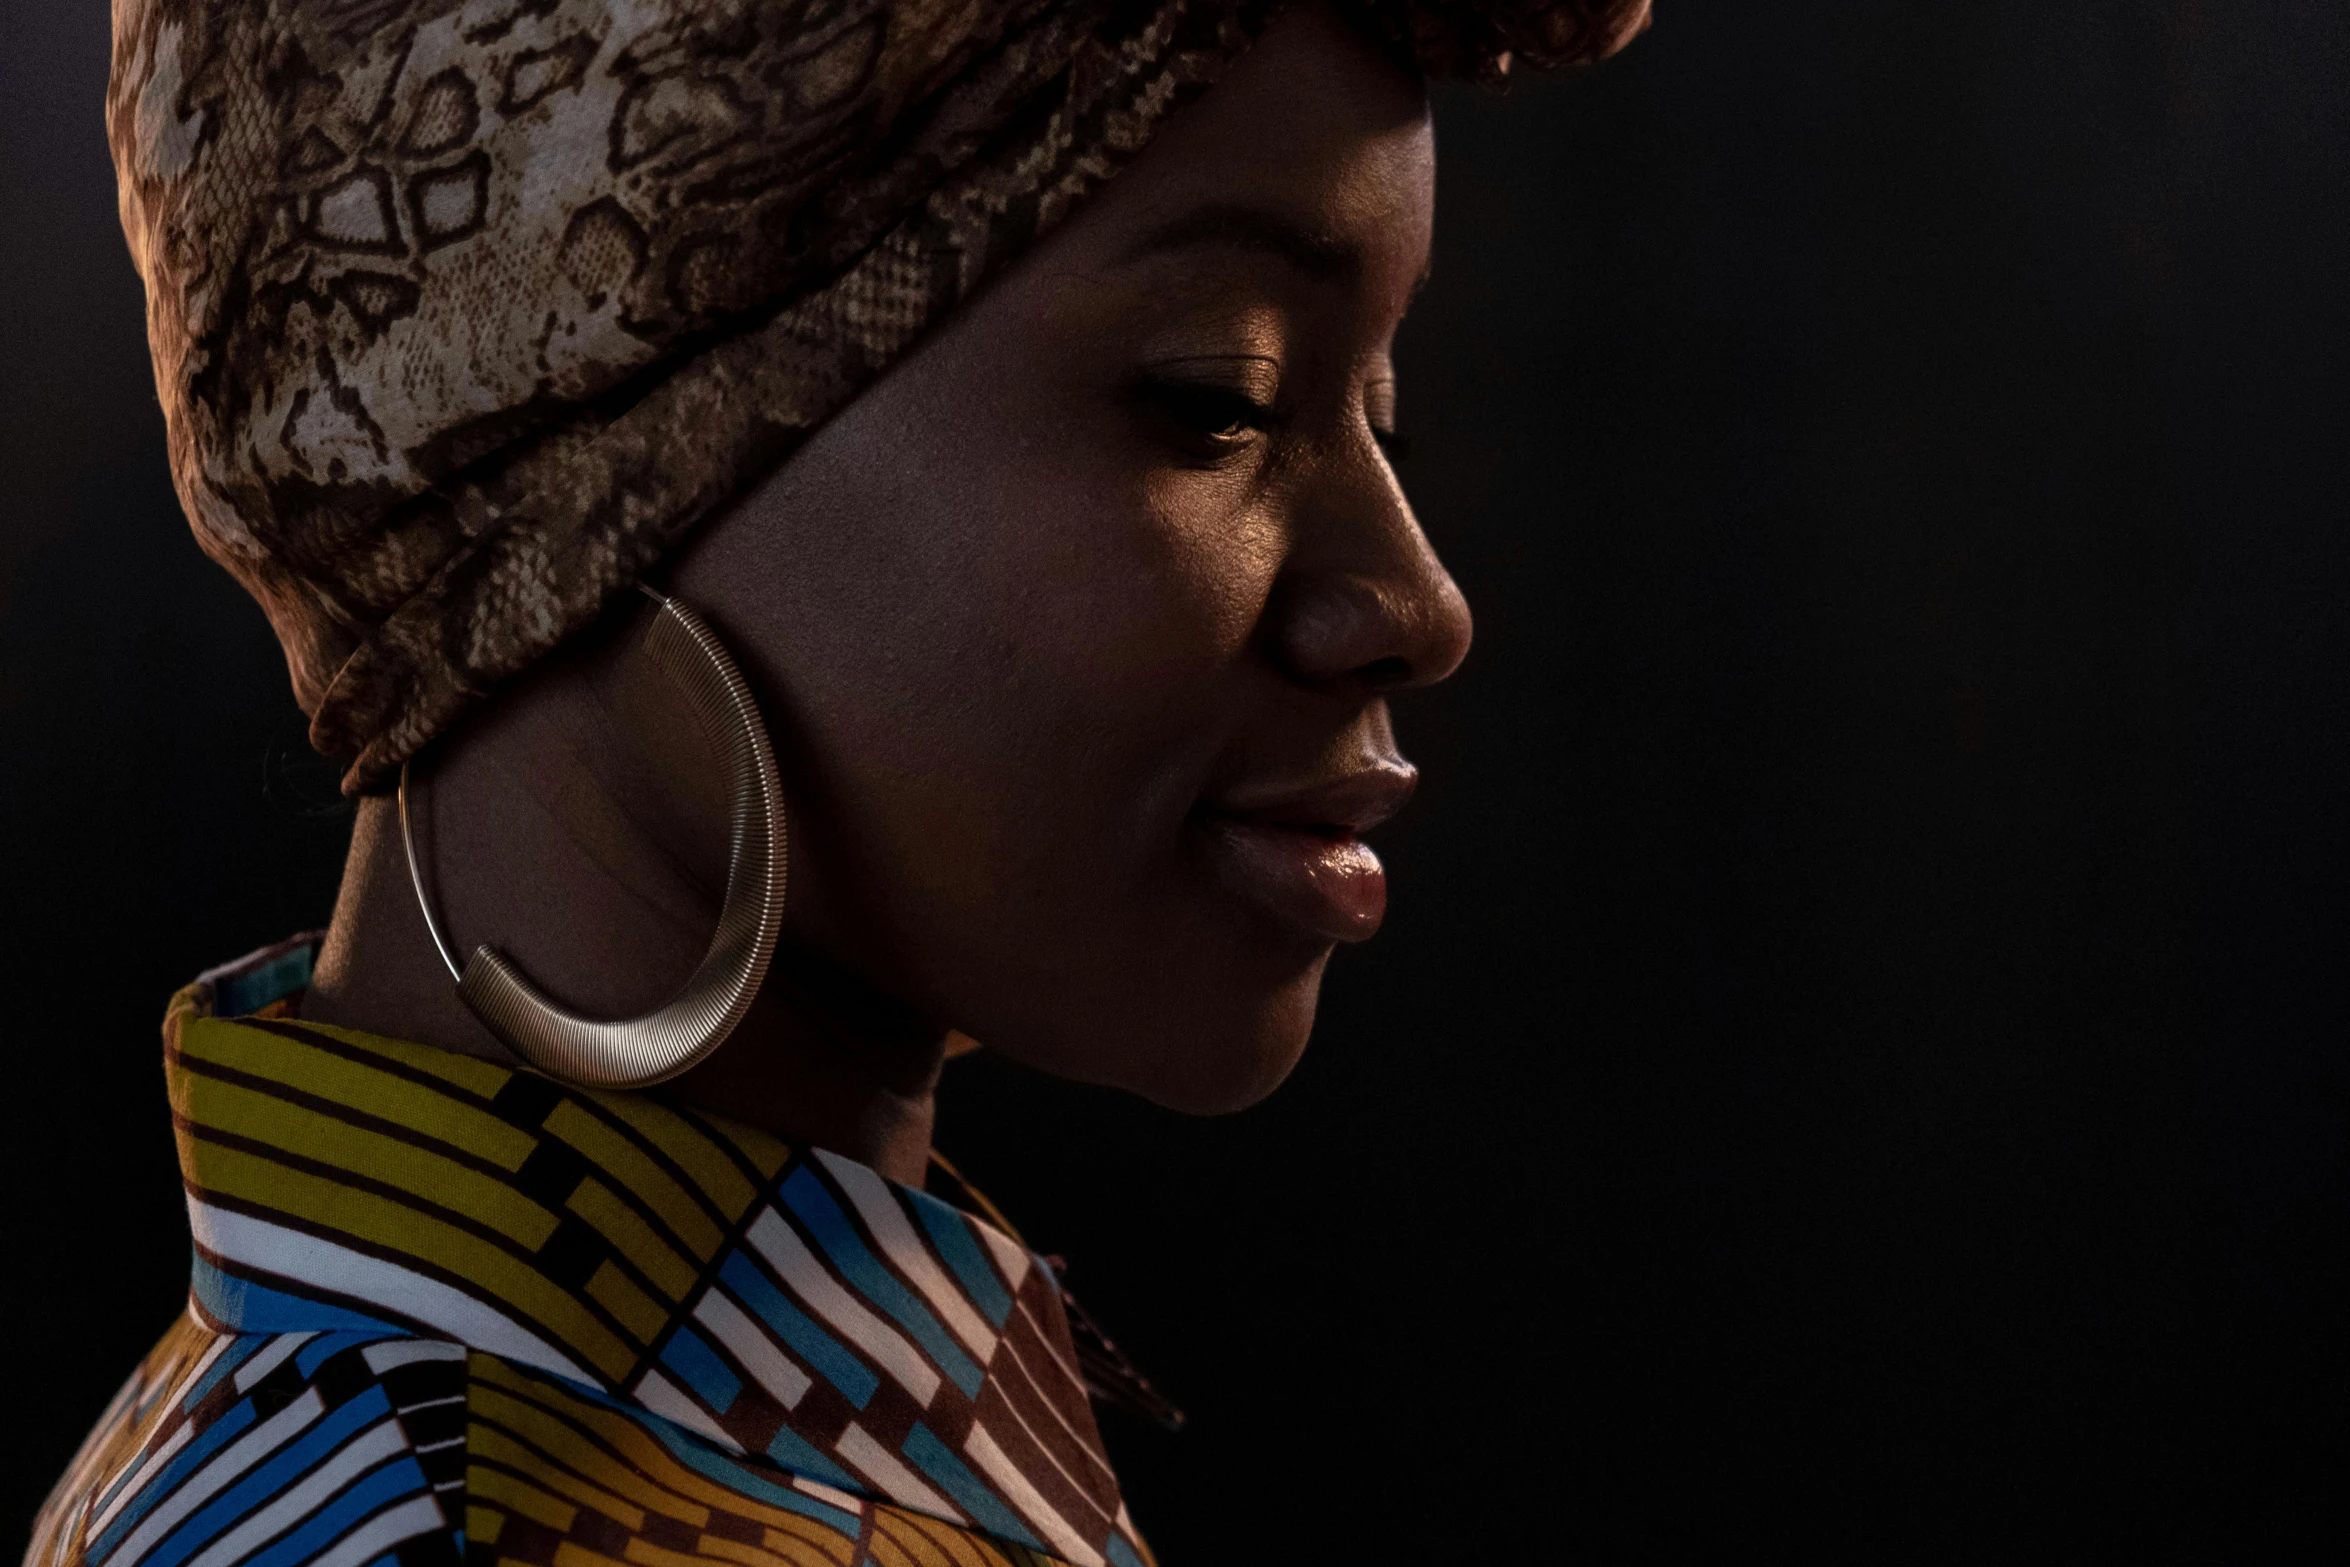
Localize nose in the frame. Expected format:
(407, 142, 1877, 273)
(1268, 452, 1473, 692)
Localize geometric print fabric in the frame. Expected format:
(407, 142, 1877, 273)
(29, 941, 1148, 1567)
(35, 1321, 466, 1567)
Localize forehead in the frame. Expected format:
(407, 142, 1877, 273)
(1049, 3, 1435, 299)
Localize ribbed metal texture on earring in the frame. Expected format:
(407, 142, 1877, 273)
(399, 592, 786, 1089)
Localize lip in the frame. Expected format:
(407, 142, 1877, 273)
(1194, 760, 1417, 944)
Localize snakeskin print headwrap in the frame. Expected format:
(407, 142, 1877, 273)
(109, 0, 1649, 792)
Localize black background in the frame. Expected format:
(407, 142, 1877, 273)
(6, 2, 2347, 1558)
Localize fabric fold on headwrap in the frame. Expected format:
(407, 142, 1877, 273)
(109, 0, 1649, 791)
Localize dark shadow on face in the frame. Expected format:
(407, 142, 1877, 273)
(671, 0, 1472, 1114)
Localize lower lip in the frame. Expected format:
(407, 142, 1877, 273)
(1196, 817, 1389, 943)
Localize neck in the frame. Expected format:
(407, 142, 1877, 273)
(303, 629, 947, 1186)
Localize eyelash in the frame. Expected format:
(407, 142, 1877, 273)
(1135, 378, 1274, 452)
(1129, 376, 1413, 464)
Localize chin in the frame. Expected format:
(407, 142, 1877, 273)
(1118, 950, 1332, 1115)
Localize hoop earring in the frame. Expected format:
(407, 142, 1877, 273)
(397, 587, 786, 1089)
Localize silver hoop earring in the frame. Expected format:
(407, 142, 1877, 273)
(397, 588, 786, 1089)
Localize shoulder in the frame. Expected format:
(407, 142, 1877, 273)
(29, 1319, 463, 1567)
(35, 1325, 1086, 1567)
(453, 1352, 1085, 1567)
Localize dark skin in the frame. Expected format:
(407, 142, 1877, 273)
(306, 0, 1472, 1185)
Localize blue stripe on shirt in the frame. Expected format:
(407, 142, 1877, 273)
(191, 1258, 399, 1337)
(899, 1423, 1044, 1552)
(634, 1413, 863, 1538)
(717, 1251, 878, 1410)
(87, 1399, 258, 1565)
(659, 1327, 742, 1416)
(780, 1168, 983, 1398)
(906, 1189, 1015, 1328)
(179, 1336, 267, 1414)
(136, 1385, 393, 1567)
(296, 1331, 391, 1379)
(238, 1457, 431, 1567)
(763, 1426, 863, 1493)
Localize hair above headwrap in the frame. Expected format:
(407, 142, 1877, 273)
(108, 0, 1649, 792)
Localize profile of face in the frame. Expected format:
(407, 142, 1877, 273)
(358, 0, 1473, 1128)
(646, 1, 1469, 1114)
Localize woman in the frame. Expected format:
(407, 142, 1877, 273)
(37, 0, 1646, 1563)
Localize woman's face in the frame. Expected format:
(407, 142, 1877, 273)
(672, 0, 1469, 1113)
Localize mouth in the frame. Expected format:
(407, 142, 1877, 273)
(1192, 761, 1418, 944)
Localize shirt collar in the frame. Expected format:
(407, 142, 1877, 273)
(164, 935, 1140, 1566)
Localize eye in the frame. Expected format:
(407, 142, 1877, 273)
(1372, 426, 1413, 463)
(1128, 374, 1277, 460)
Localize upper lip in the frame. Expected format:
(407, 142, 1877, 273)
(1199, 758, 1419, 837)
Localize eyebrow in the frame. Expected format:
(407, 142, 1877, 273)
(1121, 202, 1366, 281)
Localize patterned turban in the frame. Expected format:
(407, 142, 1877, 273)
(108, 0, 1650, 792)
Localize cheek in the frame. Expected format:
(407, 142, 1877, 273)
(703, 316, 1321, 1107)
(811, 403, 1278, 918)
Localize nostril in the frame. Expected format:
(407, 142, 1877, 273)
(1269, 572, 1464, 690)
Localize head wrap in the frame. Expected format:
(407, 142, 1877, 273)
(109, 0, 1648, 791)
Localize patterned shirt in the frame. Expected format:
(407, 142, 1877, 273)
(28, 938, 1154, 1567)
